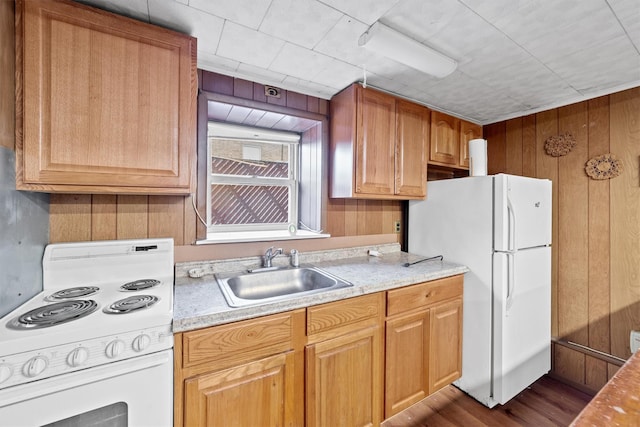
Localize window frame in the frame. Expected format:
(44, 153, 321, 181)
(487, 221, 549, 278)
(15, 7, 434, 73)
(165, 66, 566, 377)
(207, 125, 300, 234)
(195, 90, 328, 243)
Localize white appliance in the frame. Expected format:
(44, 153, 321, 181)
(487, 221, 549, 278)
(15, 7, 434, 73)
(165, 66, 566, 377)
(409, 174, 552, 408)
(0, 238, 175, 426)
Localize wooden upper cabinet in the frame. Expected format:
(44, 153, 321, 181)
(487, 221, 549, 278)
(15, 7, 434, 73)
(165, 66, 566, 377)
(356, 87, 396, 196)
(396, 100, 428, 197)
(459, 121, 482, 168)
(16, 0, 197, 194)
(429, 111, 482, 170)
(330, 84, 428, 200)
(429, 111, 460, 166)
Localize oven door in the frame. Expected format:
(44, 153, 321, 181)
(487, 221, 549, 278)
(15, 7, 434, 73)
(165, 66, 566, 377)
(0, 350, 172, 427)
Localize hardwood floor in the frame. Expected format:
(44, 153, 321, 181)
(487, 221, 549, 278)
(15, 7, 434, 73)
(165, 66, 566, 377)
(382, 376, 593, 427)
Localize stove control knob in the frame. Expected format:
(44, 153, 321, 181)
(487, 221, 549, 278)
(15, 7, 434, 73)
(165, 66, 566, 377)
(0, 364, 12, 383)
(132, 334, 151, 352)
(23, 356, 48, 378)
(67, 347, 89, 367)
(105, 340, 125, 359)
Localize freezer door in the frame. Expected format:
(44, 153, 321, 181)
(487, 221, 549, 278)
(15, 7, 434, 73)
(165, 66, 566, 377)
(494, 175, 552, 251)
(493, 247, 551, 405)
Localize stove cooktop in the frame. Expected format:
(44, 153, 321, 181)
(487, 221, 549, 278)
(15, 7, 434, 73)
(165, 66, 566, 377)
(0, 238, 175, 357)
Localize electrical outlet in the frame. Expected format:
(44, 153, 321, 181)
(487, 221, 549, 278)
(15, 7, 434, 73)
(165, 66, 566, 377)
(631, 330, 640, 353)
(394, 220, 401, 233)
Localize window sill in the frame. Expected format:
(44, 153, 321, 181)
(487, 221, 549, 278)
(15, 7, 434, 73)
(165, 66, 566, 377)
(196, 230, 331, 245)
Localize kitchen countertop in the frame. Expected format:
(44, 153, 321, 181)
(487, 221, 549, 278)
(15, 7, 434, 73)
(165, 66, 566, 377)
(173, 243, 468, 333)
(570, 350, 640, 426)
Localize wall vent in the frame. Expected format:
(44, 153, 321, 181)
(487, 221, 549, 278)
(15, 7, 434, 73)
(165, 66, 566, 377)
(264, 85, 281, 98)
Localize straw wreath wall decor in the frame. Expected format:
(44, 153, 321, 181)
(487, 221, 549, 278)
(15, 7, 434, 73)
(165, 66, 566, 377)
(584, 153, 623, 180)
(544, 133, 576, 157)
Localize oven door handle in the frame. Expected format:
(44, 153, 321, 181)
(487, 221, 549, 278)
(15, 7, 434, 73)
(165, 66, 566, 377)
(0, 351, 171, 408)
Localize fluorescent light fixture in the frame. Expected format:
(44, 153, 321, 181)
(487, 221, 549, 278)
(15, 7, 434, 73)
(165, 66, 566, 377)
(359, 22, 457, 78)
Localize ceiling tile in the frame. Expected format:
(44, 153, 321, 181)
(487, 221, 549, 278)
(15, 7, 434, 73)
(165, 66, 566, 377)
(418, 72, 529, 122)
(197, 51, 240, 74)
(148, 0, 224, 49)
(236, 63, 288, 84)
(464, 0, 626, 62)
(281, 76, 336, 98)
(317, 0, 400, 25)
(92, 0, 640, 124)
(608, 0, 640, 51)
(217, 22, 286, 69)
(472, 58, 578, 107)
(269, 43, 335, 80)
(313, 15, 370, 64)
(545, 35, 640, 93)
(309, 58, 363, 90)
(188, 0, 271, 29)
(259, 0, 343, 48)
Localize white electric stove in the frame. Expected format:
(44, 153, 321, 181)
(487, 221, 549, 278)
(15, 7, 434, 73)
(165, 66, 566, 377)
(0, 238, 175, 427)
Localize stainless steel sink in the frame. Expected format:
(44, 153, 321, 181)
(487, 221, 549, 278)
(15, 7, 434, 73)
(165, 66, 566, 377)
(215, 266, 352, 307)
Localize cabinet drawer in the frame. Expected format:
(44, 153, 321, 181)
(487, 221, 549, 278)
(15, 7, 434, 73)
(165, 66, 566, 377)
(307, 293, 383, 337)
(182, 311, 296, 369)
(387, 275, 463, 317)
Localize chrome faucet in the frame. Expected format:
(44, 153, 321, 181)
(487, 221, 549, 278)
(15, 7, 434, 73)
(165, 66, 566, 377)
(263, 246, 283, 268)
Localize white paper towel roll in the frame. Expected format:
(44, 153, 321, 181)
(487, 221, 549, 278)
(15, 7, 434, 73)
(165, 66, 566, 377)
(469, 138, 488, 176)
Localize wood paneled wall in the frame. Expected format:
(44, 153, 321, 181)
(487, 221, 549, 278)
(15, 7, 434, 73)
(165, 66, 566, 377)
(486, 87, 640, 392)
(326, 199, 403, 239)
(48, 70, 403, 247)
(1, 0, 14, 150)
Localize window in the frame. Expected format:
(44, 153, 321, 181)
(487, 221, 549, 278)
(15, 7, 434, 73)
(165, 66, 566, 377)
(196, 94, 327, 244)
(207, 123, 300, 235)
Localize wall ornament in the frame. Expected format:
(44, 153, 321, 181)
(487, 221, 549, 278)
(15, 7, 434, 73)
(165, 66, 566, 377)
(585, 153, 623, 180)
(544, 133, 576, 157)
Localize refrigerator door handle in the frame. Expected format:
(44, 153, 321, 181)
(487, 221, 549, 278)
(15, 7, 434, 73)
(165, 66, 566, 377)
(507, 198, 516, 251)
(506, 251, 515, 311)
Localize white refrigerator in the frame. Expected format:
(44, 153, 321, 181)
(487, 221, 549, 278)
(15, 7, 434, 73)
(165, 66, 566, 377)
(408, 174, 552, 408)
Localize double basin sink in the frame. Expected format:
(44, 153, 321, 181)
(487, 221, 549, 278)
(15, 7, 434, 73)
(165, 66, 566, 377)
(215, 265, 353, 307)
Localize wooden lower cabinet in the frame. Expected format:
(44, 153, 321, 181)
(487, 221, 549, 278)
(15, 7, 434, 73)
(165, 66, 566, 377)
(306, 326, 383, 427)
(429, 298, 463, 394)
(385, 310, 430, 416)
(184, 352, 296, 426)
(175, 276, 463, 426)
(174, 310, 305, 427)
(384, 275, 463, 419)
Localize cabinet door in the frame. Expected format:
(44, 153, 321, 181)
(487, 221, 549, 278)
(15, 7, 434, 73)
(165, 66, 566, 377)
(18, 0, 196, 194)
(429, 111, 460, 166)
(184, 352, 296, 427)
(429, 299, 463, 394)
(385, 310, 430, 417)
(306, 326, 383, 427)
(395, 100, 428, 197)
(459, 121, 482, 168)
(355, 87, 396, 195)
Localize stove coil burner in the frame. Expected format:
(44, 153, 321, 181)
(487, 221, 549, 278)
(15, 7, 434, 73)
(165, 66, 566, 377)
(46, 286, 100, 301)
(8, 300, 99, 330)
(103, 295, 159, 314)
(120, 279, 161, 291)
